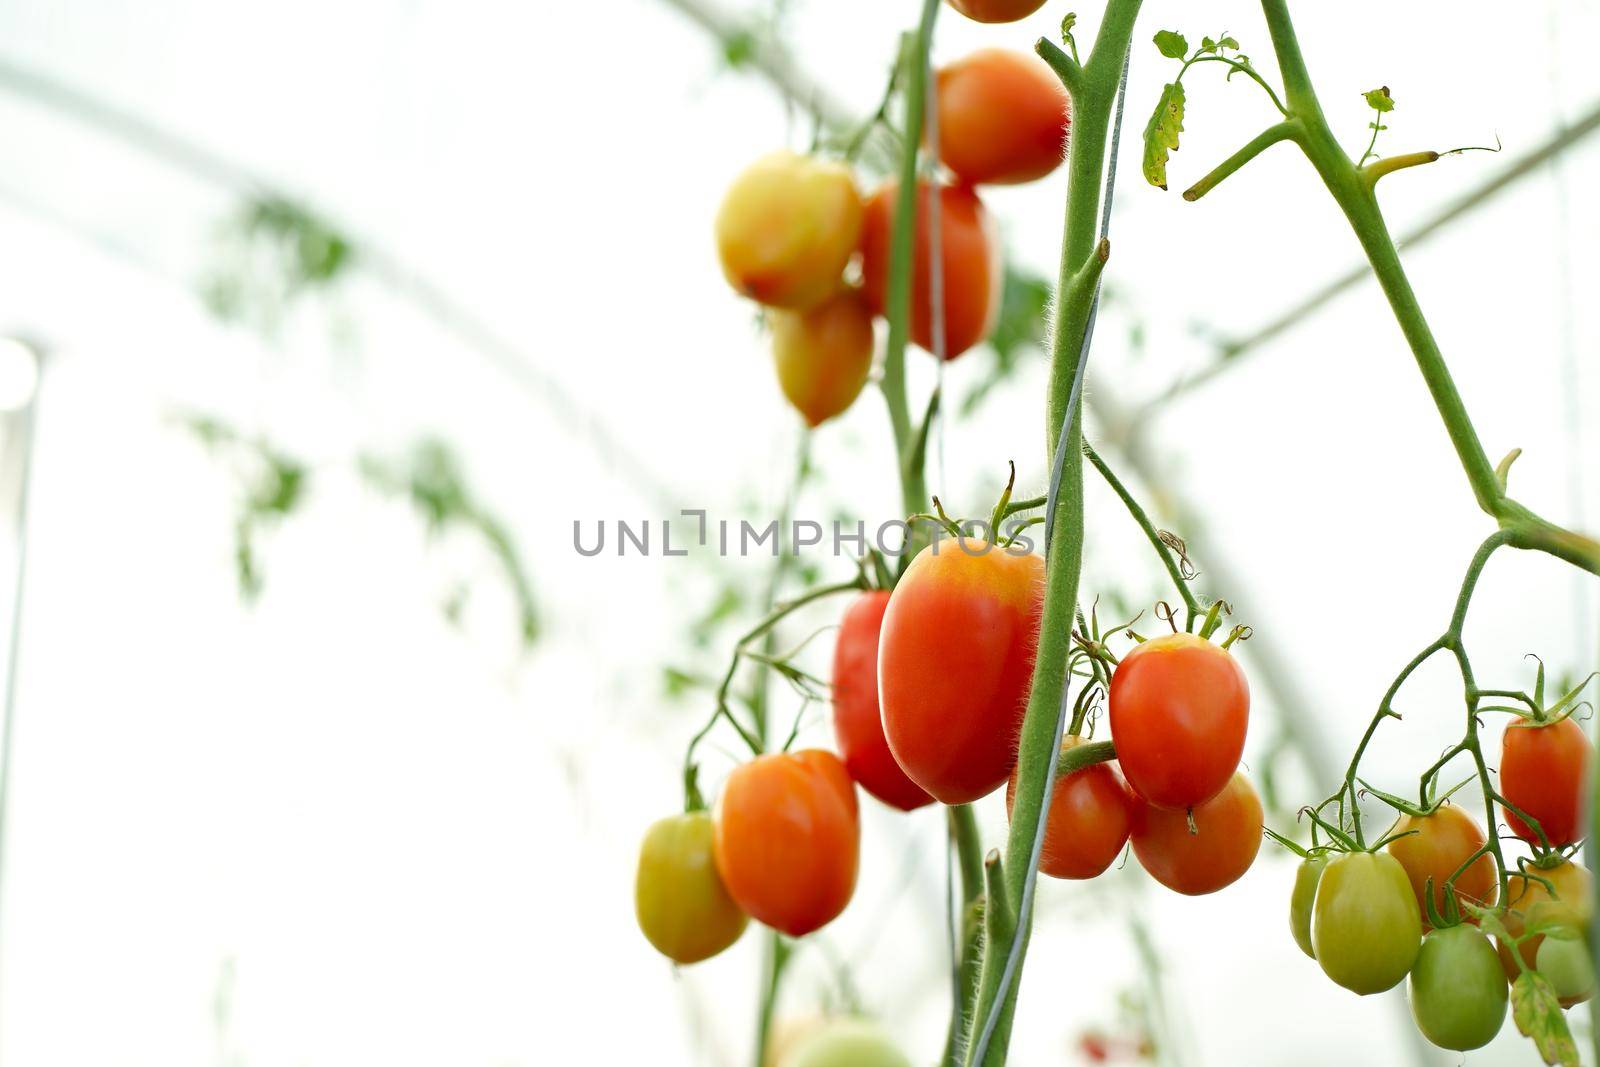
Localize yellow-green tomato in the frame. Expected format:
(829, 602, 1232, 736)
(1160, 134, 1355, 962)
(715, 152, 864, 311)
(768, 288, 874, 427)
(1408, 925, 1507, 1050)
(783, 1020, 912, 1067)
(1536, 933, 1597, 1004)
(1312, 851, 1422, 994)
(1290, 854, 1327, 959)
(635, 811, 748, 964)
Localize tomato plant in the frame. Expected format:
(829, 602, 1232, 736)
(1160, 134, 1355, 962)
(831, 591, 933, 811)
(944, 0, 1048, 23)
(1407, 924, 1507, 1051)
(713, 749, 860, 937)
(716, 151, 864, 310)
(634, 810, 749, 964)
(877, 541, 1044, 804)
(932, 50, 1070, 186)
(859, 180, 1001, 360)
(1500, 715, 1590, 847)
(1107, 632, 1248, 810)
(1311, 852, 1421, 995)
(1384, 804, 1497, 923)
(769, 287, 875, 428)
(1128, 771, 1261, 895)
(1004, 736, 1132, 879)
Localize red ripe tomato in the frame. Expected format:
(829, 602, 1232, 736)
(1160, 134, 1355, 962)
(831, 592, 934, 811)
(715, 151, 863, 310)
(769, 287, 875, 427)
(1500, 715, 1589, 847)
(945, 0, 1048, 22)
(1384, 803, 1498, 925)
(933, 50, 1070, 186)
(1130, 771, 1262, 895)
(860, 180, 1001, 361)
(714, 749, 859, 937)
(1005, 736, 1133, 879)
(878, 541, 1044, 804)
(1108, 632, 1248, 810)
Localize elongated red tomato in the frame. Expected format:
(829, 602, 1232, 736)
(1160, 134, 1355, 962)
(1130, 771, 1262, 895)
(832, 592, 934, 811)
(1500, 715, 1589, 847)
(769, 287, 874, 427)
(714, 750, 859, 937)
(933, 50, 1070, 185)
(945, 0, 1047, 22)
(1005, 737, 1133, 879)
(1108, 632, 1248, 810)
(860, 180, 1001, 361)
(878, 541, 1044, 804)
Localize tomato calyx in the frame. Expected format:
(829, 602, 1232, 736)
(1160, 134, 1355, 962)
(1474, 654, 1597, 727)
(906, 462, 1042, 551)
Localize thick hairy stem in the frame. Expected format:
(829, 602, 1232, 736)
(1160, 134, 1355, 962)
(964, 6, 1143, 1064)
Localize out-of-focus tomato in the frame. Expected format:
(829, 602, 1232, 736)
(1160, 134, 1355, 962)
(782, 1019, 912, 1067)
(1312, 851, 1421, 995)
(634, 811, 748, 963)
(860, 180, 1001, 360)
(714, 749, 859, 937)
(1498, 859, 1592, 1004)
(1290, 854, 1327, 958)
(831, 591, 933, 811)
(1129, 771, 1262, 895)
(1385, 804, 1498, 925)
(1005, 737, 1133, 879)
(1537, 935, 1597, 1005)
(769, 287, 875, 427)
(933, 49, 1070, 185)
(878, 541, 1043, 804)
(716, 151, 863, 310)
(1500, 715, 1590, 847)
(1108, 632, 1249, 810)
(945, 0, 1048, 22)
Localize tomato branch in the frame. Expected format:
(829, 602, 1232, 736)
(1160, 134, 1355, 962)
(1082, 440, 1199, 622)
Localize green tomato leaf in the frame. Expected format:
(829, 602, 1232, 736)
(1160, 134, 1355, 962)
(1364, 86, 1395, 112)
(1200, 36, 1216, 52)
(1142, 81, 1186, 190)
(1153, 30, 1188, 60)
(1512, 971, 1580, 1066)
(1219, 35, 1240, 50)
(1061, 12, 1076, 38)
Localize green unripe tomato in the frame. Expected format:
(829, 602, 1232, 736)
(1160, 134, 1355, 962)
(1408, 925, 1507, 1050)
(1290, 854, 1327, 959)
(635, 811, 748, 964)
(1536, 932, 1596, 1003)
(782, 1020, 912, 1067)
(1312, 851, 1421, 994)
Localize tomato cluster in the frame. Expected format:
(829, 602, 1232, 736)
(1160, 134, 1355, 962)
(712, 43, 1070, 424)
(1282, 710, 1596, 1054)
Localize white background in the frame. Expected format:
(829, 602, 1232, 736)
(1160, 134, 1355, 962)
(0, 0, 1596, 1065)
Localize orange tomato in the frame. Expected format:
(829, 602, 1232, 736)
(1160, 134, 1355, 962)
(831, 592, 934, 811)
(1500, 715, 1590, 847)
(1005, 737, 1133, 879)
(945, 0, 1048, 22)
(1384, 804, 1497, 925)
(769, 287, 874, 427)
(1497, 859, 1592, 1002)
(933, 49, 1070, 186)
(1130, 772, 1263, 895)
(713, 749, 859, 937)
(860, 180, 1001, 361)
(878, 541, 1044, 804)
(1108, 632, 1249, 810)
(716, 151, 863, 310)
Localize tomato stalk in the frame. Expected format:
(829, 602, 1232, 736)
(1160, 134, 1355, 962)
(962, 5, 1144, 1064)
